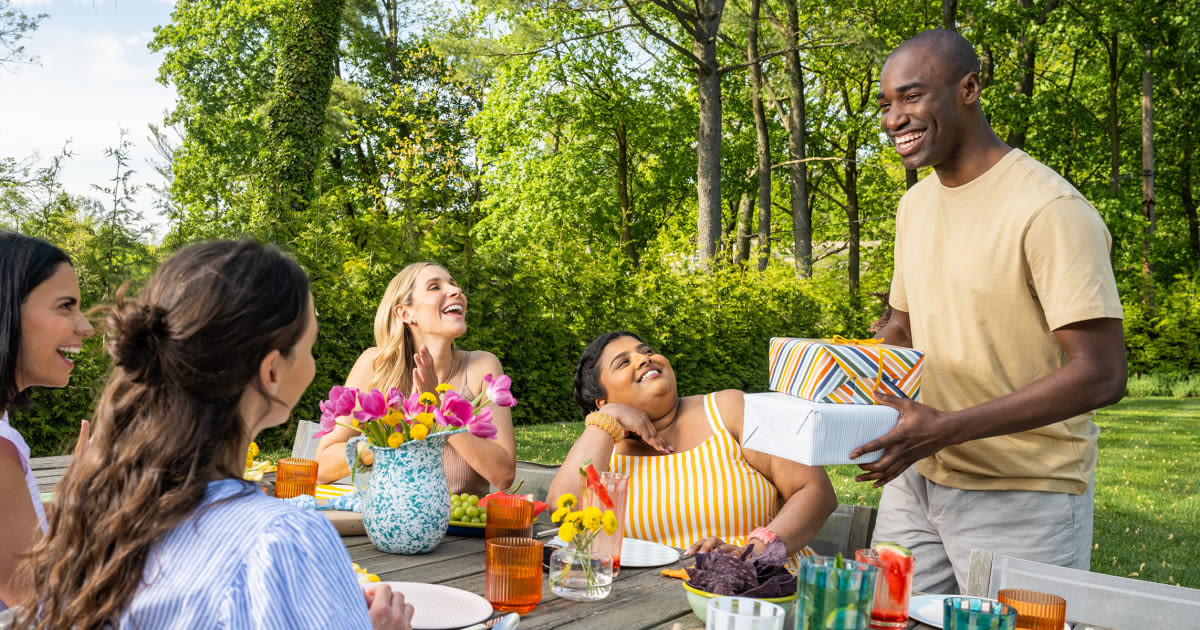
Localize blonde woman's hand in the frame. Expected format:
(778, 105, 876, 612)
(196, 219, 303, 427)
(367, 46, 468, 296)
(73, 420, 91, 458)
(364, 583, 415, 630)
(598, 403, 674, 454)
(411, 345, 439, 396)
(357, 440, 375, 466)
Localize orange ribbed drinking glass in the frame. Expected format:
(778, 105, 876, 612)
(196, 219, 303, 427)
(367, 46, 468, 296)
(485, 537, 544, 614)
(997, 589, 1067, 630)
(274, 458, 318, 498)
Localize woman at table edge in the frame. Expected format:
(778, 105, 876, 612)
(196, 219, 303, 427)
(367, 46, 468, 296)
(0, 232, 94, 613)
(314, 262, 516, 494)
(547, 331, 837, 560)
(16, 241, 411, 630)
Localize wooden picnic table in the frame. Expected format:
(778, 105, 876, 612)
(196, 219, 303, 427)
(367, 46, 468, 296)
(345, 529, 942, 629)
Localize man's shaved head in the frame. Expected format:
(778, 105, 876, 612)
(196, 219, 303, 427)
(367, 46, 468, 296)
(889, 29, 979, 84)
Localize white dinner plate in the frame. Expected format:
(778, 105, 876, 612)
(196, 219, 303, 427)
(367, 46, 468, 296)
(544, 537, 681, 568)
(379, 582, 492, 630)
(619, 538, 681, 567)
(910, 594, 1070, 629)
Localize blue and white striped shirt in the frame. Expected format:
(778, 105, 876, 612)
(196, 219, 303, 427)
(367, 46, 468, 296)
(119, 478, 373, 629)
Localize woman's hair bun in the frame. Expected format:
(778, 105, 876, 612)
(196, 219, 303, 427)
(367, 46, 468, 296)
(108, 299, 171, 385)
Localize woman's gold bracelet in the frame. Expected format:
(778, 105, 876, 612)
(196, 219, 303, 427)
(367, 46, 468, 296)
(585, 411, 625, 444)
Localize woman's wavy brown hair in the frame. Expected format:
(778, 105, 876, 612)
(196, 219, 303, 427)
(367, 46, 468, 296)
(16, 240, 310, 630)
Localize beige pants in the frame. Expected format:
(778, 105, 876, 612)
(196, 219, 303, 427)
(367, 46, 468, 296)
(872, 466, 1094, 594)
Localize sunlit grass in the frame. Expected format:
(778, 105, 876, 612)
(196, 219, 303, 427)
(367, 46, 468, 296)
(513, 397, 1200, 589)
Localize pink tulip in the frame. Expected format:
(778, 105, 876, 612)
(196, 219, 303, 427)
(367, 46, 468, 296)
(435, 390, 474, 427)
(315, 400, 338, 438)
(330, 385, 357, 417)
(482, 374, 517, 408)
(354, 389, 387, 422)
(467, 406, 498, 439)
(385, 387, 405, 412)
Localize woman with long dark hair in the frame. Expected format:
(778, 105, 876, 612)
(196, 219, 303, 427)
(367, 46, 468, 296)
(16, 241, 411, 630)
(0, 231, 94, 613)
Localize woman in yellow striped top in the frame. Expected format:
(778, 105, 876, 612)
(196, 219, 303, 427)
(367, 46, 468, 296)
(547, 332, 836, 561)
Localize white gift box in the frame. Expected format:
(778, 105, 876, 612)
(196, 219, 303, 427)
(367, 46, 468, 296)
(741, 392, 899, 466)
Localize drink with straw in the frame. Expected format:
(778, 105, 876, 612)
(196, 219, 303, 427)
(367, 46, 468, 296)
(855, 543, 914, 629)
(795, 555, 877, 630)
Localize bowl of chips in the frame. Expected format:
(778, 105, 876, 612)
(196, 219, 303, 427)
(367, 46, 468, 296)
(680, 541, 797, 623)
(682, 580, 796, 622)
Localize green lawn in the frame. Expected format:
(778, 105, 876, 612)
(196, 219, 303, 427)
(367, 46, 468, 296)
(513, 397, 1200, 589)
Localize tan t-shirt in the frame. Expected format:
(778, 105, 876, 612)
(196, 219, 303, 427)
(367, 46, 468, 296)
(890, 149, 1123, 495)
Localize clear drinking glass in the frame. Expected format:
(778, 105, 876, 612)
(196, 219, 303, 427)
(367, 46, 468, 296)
(854, 548, 913, 629)
(578, 470, 629, 576)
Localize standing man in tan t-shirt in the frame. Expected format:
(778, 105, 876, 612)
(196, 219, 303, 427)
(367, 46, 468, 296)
(849, 29, 1128, 593)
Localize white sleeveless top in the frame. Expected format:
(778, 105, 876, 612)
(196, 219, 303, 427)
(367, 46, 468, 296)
(0, 410, 48, 612)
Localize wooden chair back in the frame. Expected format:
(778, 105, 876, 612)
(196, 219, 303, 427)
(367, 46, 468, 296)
(966, 550, 1200, 629)
(807, 504, 877, 557)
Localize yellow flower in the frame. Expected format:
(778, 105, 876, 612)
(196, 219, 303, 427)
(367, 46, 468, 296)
(418, 392, 438, 406)
(564, 511, 583, 524)
(416, 412, 435, 428)
(351, 418, 361, 429)
(382, 410, 405, 426)
(387, 432, 406, 448)
(436, 383, 455, 394)
(582, 506, 603, 531)
(245, 442, 259, 469)
(601, 511, 618, 535)
(410, 423, 429, 440)
(551, 506, 571, 523)
(557, 493, 577, 510)
(558, 521, 579, 543)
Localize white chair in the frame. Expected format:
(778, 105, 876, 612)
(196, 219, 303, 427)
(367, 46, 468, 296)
(965, 550, 1200, 629)
(808, 504, 877, 557)
(292, 420, 350, 483)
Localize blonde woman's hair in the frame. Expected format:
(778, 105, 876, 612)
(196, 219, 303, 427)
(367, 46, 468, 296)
(370, 261, 440, 393)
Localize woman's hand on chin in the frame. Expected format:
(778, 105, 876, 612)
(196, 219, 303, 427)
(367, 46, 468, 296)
(599, 403, 674, 454)
(410, 345, 439, 395)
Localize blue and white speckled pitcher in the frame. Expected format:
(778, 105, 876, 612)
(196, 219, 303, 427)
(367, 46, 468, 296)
(346, 430, 463, 554)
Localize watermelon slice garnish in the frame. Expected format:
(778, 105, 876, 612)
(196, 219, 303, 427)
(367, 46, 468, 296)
(581, 461, 614, 509)
(874, 542, 913, 605)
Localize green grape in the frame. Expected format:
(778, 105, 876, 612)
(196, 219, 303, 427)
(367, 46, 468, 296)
(452, 507, 466, 520)
(465, 506, 480, 518)
(467, 495, 479, 506)
(478, 512, 487, 523)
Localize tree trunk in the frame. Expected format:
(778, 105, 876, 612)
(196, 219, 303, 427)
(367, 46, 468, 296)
(1182, 136, 1199, 260)
(748, 0, 771, 271)
(1107, 31, 1122, 196)
(942, 0, 958, 30)
(616, 121, 639, 266)
(1006, 0, 1059, 150)
(735, 192, 753, 266)
(783, 0, 811, 278)
(1141, 46, 1154, 286)
(264, 0, 347, 241)
(846, 134, 861, 310)
(694, 0, 725, 262)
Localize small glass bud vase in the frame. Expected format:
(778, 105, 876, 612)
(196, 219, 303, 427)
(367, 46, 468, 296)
(549, 546, 614, 601)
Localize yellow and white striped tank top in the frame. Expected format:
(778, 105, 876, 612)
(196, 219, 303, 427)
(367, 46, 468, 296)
(611, 393, 814, 567)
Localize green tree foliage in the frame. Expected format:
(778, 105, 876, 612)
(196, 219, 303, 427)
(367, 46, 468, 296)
(0, 0, 44, 66)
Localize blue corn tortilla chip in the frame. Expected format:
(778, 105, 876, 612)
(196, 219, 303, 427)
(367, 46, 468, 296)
(684, 540, 795, 598)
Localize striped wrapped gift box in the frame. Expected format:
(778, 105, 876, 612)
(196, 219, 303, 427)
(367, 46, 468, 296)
(768, 337, 924, 404)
